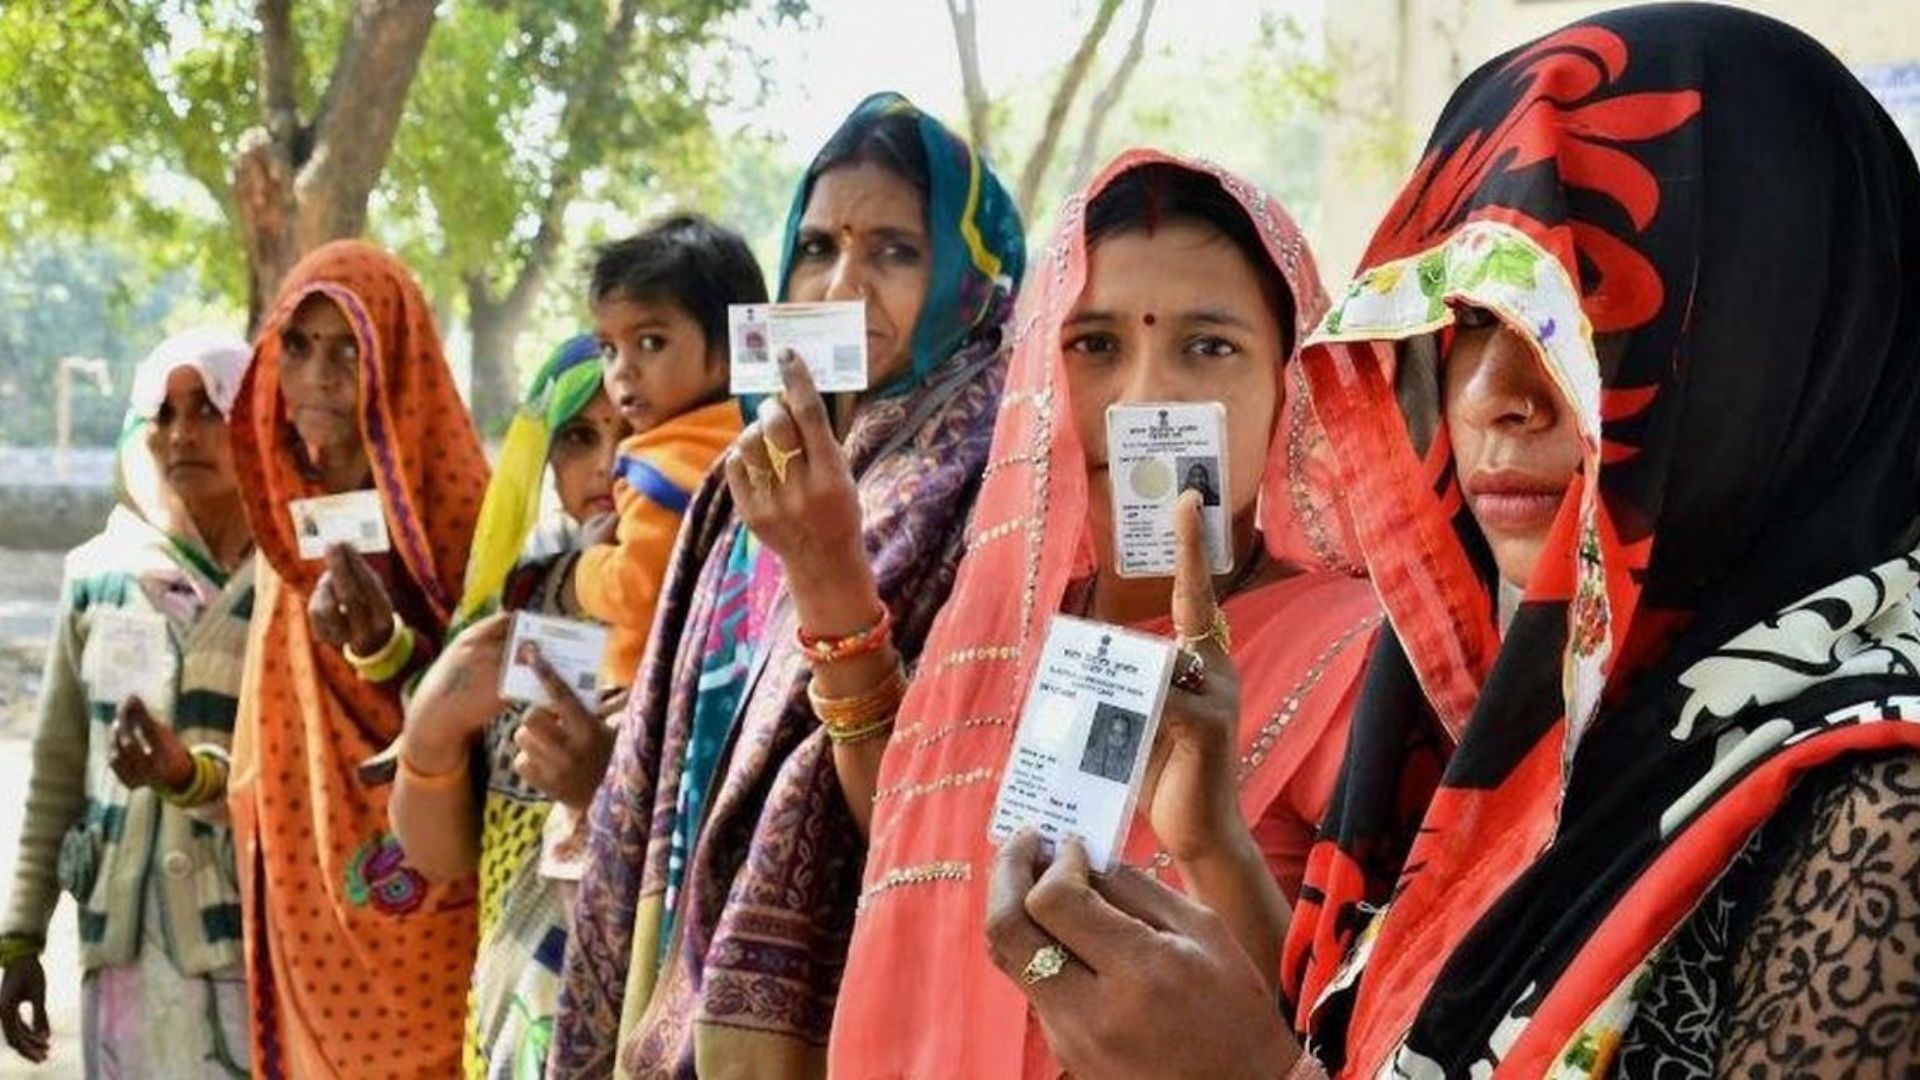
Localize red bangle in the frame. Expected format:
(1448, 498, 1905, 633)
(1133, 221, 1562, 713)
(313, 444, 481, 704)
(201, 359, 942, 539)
(796, 604, 893, 664)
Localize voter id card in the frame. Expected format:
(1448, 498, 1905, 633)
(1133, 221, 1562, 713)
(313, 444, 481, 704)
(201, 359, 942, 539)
(289, 490, 391, 561)
(499, 612, 608, 708)
(987, 615, 1177, 872)
(1105, 402, 1232, 578)
(82, 609, 173, 709)
(728, 301, 868, 394)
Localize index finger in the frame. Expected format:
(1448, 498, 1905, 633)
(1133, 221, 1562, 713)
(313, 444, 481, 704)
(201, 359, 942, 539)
(1023, 837, 1161, 974)
(332, 543, 387, 602)
(775, 349, 838, 460)
(1171, 490, 1225, 662)
(527, 649, 594, 722)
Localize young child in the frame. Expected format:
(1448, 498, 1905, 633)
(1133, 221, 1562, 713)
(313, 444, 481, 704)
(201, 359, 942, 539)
(568, 213, 770, 686)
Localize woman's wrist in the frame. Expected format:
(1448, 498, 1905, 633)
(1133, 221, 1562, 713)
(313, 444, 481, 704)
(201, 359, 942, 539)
(788, 555, 884, 638)
(1171, 809, 1261, 870)
(400, 729, 469, 778)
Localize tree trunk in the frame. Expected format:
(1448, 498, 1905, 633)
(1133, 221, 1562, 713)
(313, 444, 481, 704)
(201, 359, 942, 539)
(233, 0, 438, 329)
(1014, 0, 1123, 221)
(1067, 0, 1157, 189)
(456, 0, 642, 430)
(466, 279, 528, 435)
(944, 0, 994, 160)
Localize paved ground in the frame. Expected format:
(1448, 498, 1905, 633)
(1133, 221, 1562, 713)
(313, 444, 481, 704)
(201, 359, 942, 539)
(0, 549, 85, 1078)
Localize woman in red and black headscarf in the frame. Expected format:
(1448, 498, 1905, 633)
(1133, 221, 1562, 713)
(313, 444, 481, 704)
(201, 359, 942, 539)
(983, 5, 1920, 1076)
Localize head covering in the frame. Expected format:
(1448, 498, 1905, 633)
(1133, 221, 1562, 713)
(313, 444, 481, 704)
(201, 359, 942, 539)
(453, 332, 604, 628)
(551, 97, 1024, 1077)
(232, 238, 487, 624)
(831, 150, 1376, 1078)
(1282, 6, 1920, 1075)
(114, 328, 253, 561)
(775, 90, 1026, 392)
(226, 239, 488, 1077)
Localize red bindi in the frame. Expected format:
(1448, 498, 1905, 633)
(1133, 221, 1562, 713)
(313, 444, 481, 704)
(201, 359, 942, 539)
(1143, 313, 1157, 326)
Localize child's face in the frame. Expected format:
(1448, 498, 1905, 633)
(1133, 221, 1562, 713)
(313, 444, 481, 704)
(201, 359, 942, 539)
(550, 390, 630, 525)
(592, 291, 725, 433)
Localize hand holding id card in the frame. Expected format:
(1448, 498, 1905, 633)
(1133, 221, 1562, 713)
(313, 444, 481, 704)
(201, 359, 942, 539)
(290, 490, 391, 561)
(987, 615, 1177, 872)
(728, 302, 868, 395)
(1106, 402, 1232, 578)
(499, 612, 609, 709)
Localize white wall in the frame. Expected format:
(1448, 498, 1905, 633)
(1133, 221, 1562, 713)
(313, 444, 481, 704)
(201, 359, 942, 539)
(1317, 0, 1920, 278)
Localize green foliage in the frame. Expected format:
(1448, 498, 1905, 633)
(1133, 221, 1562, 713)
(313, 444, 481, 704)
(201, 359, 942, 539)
(0, 241, 211, 447)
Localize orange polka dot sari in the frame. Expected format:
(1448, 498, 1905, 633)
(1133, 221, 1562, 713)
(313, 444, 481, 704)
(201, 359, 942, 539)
(227, 240, 488, 1078)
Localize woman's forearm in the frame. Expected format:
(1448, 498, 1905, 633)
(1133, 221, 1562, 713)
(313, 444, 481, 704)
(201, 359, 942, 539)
(1176, 828, 1291, 992)
(389, 743, 480, 882)
(788, 555, 900, 839)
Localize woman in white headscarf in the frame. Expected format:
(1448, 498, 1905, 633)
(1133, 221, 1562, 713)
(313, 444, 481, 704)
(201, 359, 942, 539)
(0, 329, 257, 1077)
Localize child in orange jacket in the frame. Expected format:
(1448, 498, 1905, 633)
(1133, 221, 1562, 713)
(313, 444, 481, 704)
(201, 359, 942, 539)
(569, 214, 768, 685)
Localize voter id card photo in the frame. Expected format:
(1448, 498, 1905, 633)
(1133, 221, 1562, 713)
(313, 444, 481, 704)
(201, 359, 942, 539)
(82, 609, 174, 709)
(1105, 402, 1233, 578)
(499, 612, 609, 709)
(987, 615, 1177, 872)
(727, 301, 869, 395)
(289, 490, 391, 561)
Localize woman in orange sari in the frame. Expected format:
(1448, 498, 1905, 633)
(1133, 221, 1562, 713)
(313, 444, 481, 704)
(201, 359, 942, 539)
(227, 240, 488, 1077)
(831, 151, 1377, 1078)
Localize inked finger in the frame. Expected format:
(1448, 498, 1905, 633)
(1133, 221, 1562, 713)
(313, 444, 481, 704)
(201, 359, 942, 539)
(776, 350, 837, 461)
(1170, 491, 1224, 655)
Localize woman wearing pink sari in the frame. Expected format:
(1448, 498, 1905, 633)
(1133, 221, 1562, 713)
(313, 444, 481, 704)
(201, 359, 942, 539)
(831, 151, 1378, 1078)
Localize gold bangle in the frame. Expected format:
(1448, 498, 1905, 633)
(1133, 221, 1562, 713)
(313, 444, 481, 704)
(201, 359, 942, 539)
(808, 664, 908, 737)
(827, 716, 896, 746)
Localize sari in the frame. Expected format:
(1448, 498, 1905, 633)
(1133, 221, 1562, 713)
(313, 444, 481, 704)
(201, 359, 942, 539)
(1280, 7, 1920, 1076)
(462, 333, 606, 1079)
(829, 151, 1378, 1079)
(227, 240, 490, 1077)
(550, 92, 1026, 1078)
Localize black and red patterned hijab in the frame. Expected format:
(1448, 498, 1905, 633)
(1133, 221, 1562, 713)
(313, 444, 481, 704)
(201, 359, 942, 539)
(1282, 5, 1920, 1075)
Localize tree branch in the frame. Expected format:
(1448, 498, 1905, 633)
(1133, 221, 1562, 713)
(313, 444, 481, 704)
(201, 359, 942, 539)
(1015, 0, 1122, 220)
(944, 0, 993, 159)
(1067, 0, 1156, 189)
(295, 0, 437, 245)
(257, 0, 298, 140)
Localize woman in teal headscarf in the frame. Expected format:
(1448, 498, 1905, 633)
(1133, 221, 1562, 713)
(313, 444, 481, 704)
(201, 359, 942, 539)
(553, 91, 1026, 1077)
(388, 333, 627, 1079)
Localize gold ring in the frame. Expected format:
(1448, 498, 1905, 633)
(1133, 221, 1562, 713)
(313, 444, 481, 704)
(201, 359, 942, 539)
(1178, 607, 1233, 655)
(1022, 942, 1071, 985)
(745, 462, 773, 492)
(765, 438, 804, 484)
(1171, 647, 1208, 694)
